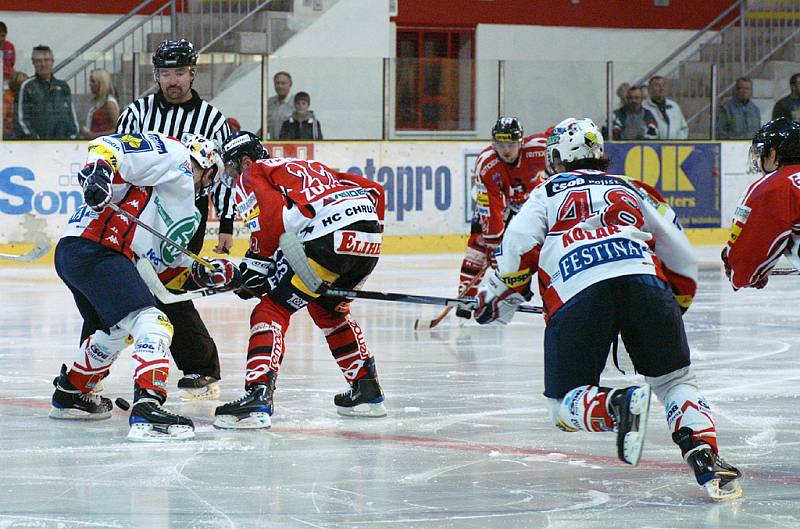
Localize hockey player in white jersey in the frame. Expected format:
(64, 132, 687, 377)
(49, 132, 238, 441)
(473, 118, 742, 500)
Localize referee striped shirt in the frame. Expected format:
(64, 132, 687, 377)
(116, 89, 234, 234)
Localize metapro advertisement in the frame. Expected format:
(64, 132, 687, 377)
(605, 142, 722, 228)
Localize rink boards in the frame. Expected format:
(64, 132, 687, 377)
(0, 140, 753, 255)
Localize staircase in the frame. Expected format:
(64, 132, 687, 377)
(55, 0, 336, 128)
(636, 0, 800, 139)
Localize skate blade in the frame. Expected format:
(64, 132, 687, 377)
(213, 413, 272, 430)
(49, 407, 112, 420)
(704, 478, 743, 501)
(622, 385, 651, 466)
(127, 423, 195, 442)
(336, 402, 388, 418)
(179, 382, 221, 401)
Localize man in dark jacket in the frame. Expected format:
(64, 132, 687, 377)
(13, 45, 78, 139)
(279, 91, 323, 140)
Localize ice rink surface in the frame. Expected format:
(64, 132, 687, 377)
(1, 249, 799, 529)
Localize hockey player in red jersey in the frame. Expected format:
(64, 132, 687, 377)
(456, 117, 547, 318)
(723, 117, 800, 289)
(215, 131, 387, 429)
(49, 132, 238, 441)
(473, 118, 742, 500)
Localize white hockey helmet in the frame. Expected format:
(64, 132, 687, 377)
(545, 118, 604, 173)
(181, 133, 225, 192)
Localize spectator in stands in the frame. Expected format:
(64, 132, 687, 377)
(615, 82, 631, 107)
(279, 91, 323, 140)
(226, 117, 241, 133)
(13, 45, 78, 140)
(771, 72, 800, 122)
(607, 85, 659, 140)
(267, 71, 293, 139)
(81, 68, 119, 139)
(3, 71, 25, 138)
(716, 77, 761, 140)
(0, 22, 15, 87)
(642, 76, 688, 139)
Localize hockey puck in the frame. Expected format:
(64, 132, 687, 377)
(115, 397, 131, 411)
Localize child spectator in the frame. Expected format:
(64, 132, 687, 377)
(279, 91, 322, 140)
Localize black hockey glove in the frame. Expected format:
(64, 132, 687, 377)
(79, 160, 114, 211)
(236, 250, 276, 300)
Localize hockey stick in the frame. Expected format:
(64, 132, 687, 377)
(413, 263, 489, 331)
(279, 232, 542, 314)
(135, 259, 224, 304)
(0, 239, 51, 262)
(107, 202, 215, 270)
(770, 268, 800, 276)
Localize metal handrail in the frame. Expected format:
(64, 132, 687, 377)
(53, 0, 173, 76)
(686, 23, 800, 126)
(634, 0, 743, 87)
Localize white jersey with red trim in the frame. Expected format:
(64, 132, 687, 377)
(495, 169, 697, 320)
(62, 132, 200, 276)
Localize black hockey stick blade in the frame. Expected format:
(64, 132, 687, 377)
(0, 239, 51, 262)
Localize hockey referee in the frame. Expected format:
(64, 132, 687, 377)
(114, 39, 231, 399)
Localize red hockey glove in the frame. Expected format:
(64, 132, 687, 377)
(190, 258, 240, 290)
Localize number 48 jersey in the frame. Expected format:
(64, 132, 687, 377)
(495, 170, 697, 320)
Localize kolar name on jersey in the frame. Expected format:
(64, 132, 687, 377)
(559, 237, 647, 281)
(561, 224, 622, 246)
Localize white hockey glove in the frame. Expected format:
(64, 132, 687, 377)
(190, 258, 240, 291)
(236, 251, 276, 300)
(473, 271, 525, 325)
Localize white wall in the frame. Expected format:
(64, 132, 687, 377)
(211, 0, 392, 138)
(0, 11, 150, 78)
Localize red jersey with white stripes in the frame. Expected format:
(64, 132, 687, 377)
(725, 164, 800, 289)
(473, 134, 547, 242)
(235, 157, 385, 259)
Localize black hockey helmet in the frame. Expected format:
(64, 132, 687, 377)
(152, 39, 197, 69)
(750, 117, 800, 173)
(221, 131, 269, 172)
(492, 117, 524, 143)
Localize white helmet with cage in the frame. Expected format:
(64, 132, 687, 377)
(545, 118, 604, 174)
(181, 133, 225, 194)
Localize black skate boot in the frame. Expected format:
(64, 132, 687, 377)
(607, 384, 651, 465)
(455, 307, 472, 320)
(177, 373, 220, 401)
(127, 387, 194, 442)
(214, 373, 276, 430)
(49, 364, 112, 420)
(672, 427, 743, 500)
(334, 358, 387, 417)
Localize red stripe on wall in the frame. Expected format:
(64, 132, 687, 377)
(394, 0, 735, 30)
(0, 1, 179, 15)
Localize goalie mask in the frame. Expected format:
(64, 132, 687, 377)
(545, 118, 604, 174)
(749, 117, 800, 174)
(181, 133, 225, 197)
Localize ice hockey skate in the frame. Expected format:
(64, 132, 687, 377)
(673, 427, 743, 500)
(177, 373, 220, 400)
(214, 381, 274, 429)
(607, 384, 651, 465)
(334, 376, 387, 417)
(49, 364, 112, 420)
(127, 388, 194, 441)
